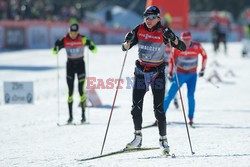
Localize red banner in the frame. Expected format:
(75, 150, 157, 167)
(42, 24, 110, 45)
(146, 0, 189, 29)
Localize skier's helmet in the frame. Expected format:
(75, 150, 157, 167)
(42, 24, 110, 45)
(143, 6, 160, 17)
(69, 24, 79, 32)
(181, 31, 192, 40)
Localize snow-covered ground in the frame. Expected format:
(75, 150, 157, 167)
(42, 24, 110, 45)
(0, 43, 250, 167)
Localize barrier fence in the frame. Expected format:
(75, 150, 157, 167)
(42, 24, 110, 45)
(0, 20, 243, 49)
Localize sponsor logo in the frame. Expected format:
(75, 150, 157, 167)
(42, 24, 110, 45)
(139, 44, 161, 52)
(65, 41, 82, 46)
(183, 51, 198, 55)
(139, 33, 161, 40)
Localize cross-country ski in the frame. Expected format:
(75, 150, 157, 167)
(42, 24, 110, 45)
(78, 147, 160, 161)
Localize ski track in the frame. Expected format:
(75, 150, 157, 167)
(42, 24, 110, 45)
(0, 43, 250, 167)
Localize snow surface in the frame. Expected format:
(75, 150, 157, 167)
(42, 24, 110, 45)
(0, 43, 250, 167)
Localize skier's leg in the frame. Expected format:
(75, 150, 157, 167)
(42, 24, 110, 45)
(163, 83, 178, 112)
(186, 73, 197, 123)
(126, 75, 146, 149)
(66, 62, 75, 122)
(77, 61, 86, 122)
(152, 72, 170, 154)
(163, 73, 184, 113)
(151, 72, 166, 136)
(78, 78, 86, 122)
(215, 35, 220, 53)
(131, 76, 146, 131)
(223, 34, 227, 54)
(212, 37, 217, 52)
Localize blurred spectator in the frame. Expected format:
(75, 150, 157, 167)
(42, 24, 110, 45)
(242, 9, 250, 57)
(0, 0, 8, 19)
(105, 10, 112, 22)
(163, 12, 172, 27)
(0, 0, 84, 22)
(210, 11, 231, 54)
(244, 9, 250, 25)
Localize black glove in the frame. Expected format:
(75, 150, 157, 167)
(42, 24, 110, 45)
(55, 39, 60, 47)
(125, 32, 135, 42)
(167, 74, 173, 82)
(163, 28, 176, 41)
(89, 45, 94, 50)
(199, 70, 205, 77)
(54, 39, 61, 50)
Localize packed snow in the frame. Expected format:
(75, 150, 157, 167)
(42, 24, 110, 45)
(0, 43, 250, 167)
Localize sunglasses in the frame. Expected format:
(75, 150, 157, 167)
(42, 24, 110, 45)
(147, 6, 157, 11)
(69, 31, 78, 34)
(144, 15, 158, 20)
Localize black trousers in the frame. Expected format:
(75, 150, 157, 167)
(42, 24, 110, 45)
(214, 32, 227, 53)
(66, 59, 86, 118)
(131, 68, 167, 136)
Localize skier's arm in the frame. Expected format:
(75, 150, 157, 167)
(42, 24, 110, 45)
(52, 38, 64, 54)
(122, 25, 139, 51)
(169, 36, 186, 51)
(163, 27, 186, 51)
(198, 44, 207, 77)
(199, 44, 207, 71)
(82, 37, 97, 53)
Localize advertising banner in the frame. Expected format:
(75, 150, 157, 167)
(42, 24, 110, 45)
(27, 26, 49, 49)
(50, 26, 68, 47)
(4, 81, 34, 104)
(90, 31, 106, 44)
(5, 27, 25, 49)
(0, 27, 3, 49)
(106, 32, 125, 44)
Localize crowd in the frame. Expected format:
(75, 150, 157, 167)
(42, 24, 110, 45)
(0, 0, 85, 22)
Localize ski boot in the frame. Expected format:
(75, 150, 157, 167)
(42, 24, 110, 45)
(174, 98, 179, 109)
(67, 117, 73, 124)
(81, 115, 86, 124)
(126, 130, 142, 150)
(159, 136, 170, 155)
(80, 95, 86, 124)
(189, 119, 194, 127)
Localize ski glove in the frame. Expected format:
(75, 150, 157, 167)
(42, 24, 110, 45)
(51, 40, 61, 54)
(82, 37, 97, 54)
(89, 41, 97, 54)
(125, 32, 135, 42)
(55, 39, 61, 47)
(163, 28, 176, 41)
(51, 48, 58, 55)
(199, 70, 205, 77)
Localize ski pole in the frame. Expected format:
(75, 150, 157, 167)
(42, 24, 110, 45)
(168, 40, 195, 155)
(85, 48, 90, 123)
(202, 77, 219, 88)
(56, 47, 60, 125)
(100, 49, 129, 155)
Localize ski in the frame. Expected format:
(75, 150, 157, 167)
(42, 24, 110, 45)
(57, 123, 76, 126)
(142, 121, 158, 129)
(78, 147, 160, 161)
(189, 124, 196, 129)
(57, 122, 90, 127)
(74, 122, 90, 126)
(139, 152, 176, 159)
(143, 121, 198, 129)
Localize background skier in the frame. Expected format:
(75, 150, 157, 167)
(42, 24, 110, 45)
(52, 23, 97, 124)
